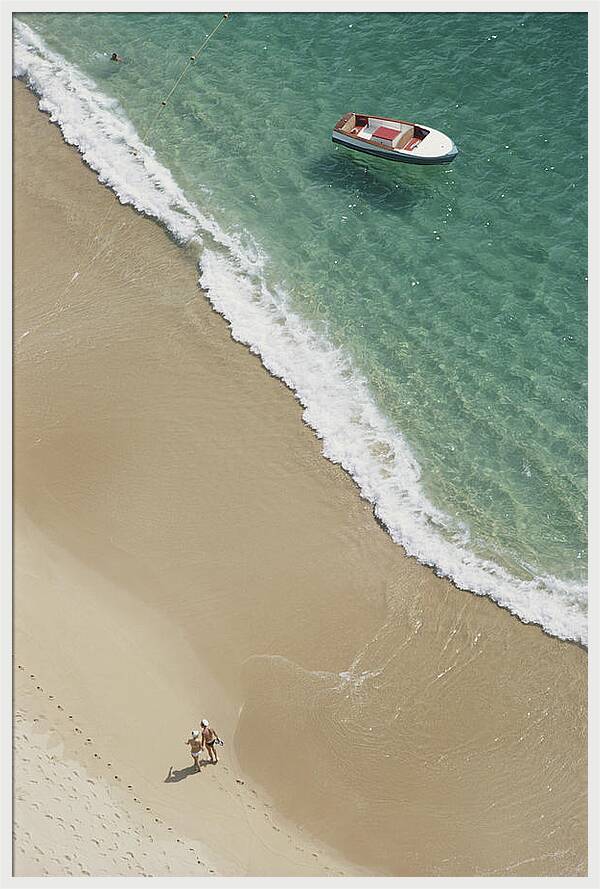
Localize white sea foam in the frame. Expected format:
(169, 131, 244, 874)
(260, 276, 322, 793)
(14, 20, 587, 646)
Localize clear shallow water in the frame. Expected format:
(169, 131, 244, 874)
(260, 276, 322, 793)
(14, 12, 587, 642)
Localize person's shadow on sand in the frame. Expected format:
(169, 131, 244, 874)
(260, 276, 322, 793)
(165, 762, 209, 782)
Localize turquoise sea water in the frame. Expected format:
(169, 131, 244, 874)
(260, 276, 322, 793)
(14, 12, 588, 642)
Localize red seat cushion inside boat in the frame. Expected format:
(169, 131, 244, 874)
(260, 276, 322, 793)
(373, 125, 399, 141)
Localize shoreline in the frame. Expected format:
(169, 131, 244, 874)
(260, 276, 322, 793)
(13, 79, 587, 876)
(13, 13, 587, 647)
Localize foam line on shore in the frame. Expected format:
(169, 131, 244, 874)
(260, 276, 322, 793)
(13, 18, 587, 645)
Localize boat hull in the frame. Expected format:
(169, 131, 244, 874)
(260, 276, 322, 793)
(332, 131, 458, 165)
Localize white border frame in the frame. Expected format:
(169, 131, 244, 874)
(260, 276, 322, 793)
(2, 1, 596, 887)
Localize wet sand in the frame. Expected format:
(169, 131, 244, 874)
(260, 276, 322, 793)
(13, 79, 587, 876)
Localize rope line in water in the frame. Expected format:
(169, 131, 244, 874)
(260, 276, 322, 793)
(57, 13, 230, 305)
(140, 13, 230, 145)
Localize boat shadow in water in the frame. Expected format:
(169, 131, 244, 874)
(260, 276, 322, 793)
(309, 147, 442, 215)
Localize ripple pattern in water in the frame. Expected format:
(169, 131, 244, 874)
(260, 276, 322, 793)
(16, 11, 587, 638)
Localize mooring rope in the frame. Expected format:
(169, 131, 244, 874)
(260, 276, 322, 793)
(140, 13, 229, 145)
(56, 13, 230, 306)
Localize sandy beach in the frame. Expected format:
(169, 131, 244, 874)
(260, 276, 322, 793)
(13, 79, 587, 877)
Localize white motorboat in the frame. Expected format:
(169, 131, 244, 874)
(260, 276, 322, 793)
(332, 112, 458, 165)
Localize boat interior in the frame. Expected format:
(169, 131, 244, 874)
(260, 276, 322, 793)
(336, 113, 428, 152)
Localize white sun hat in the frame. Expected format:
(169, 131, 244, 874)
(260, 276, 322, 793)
(201, 719, 209, 727)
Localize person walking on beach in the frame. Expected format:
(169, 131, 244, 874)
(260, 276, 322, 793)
(200, 719, 221, 764)
(186, 729, 203, 772)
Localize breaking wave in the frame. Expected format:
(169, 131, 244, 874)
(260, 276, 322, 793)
(14, 18, 587, 645)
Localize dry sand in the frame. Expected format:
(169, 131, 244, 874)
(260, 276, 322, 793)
(14, 681, 216, 877)
(13, 79, 587, 877)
